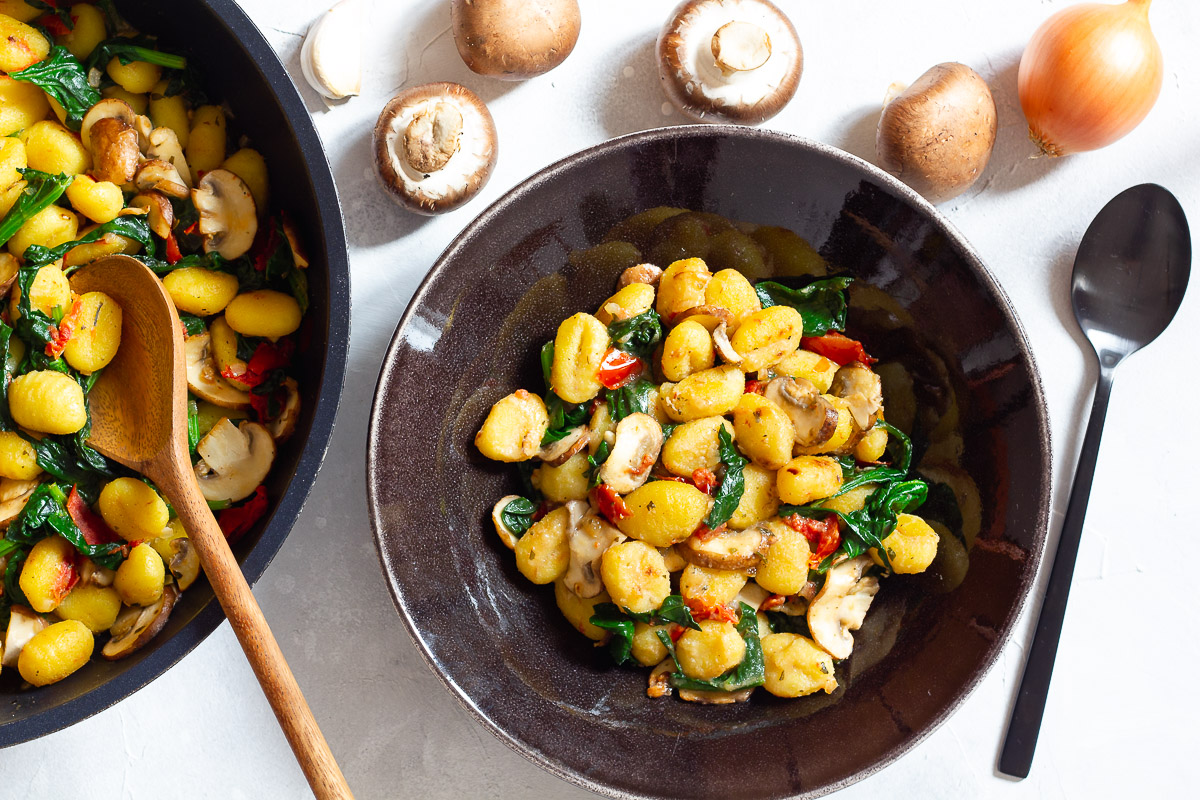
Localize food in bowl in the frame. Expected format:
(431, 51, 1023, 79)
(475, 207, 962, 704)
(0, 5, 309, 687)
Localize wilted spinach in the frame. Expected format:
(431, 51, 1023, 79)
(607, 310, 662, 359)
(0, 170, 73, 249)
(754, 276, 853, 336)
(26, 215, 155, 268)
(704, 426, 746, 528)
(499, 497, 538, 538)
(655, 602, 765, 693)
(10, 47, 98, 130)
(591, 595, 700, 666)
(5, 483, 124, 569)
(604, 378, 656, 421)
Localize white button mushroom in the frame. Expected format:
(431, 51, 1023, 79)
(192, 169, 259, 260)
(764, 376, 838, 447)
(373, 83, 498, 215)
(597, 413, 663, 494)
(657, 0, 803, 124)
(1, 606, 48, 669)
(829, 363, 883, 433)
(807, 555, 880, 660)
(301, 0, 362, 101)
(564, 509, 626, 599)
(101, 586, 179, 661)
(184, 333, 252, 409)
(194, 419, 276, 504)
(451, 0, 581, 81)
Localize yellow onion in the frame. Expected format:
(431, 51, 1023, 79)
(1018, 0, 1162, 156)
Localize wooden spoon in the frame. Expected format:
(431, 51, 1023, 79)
(71, 255, 353, 800)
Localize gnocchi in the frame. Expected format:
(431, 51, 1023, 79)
(476, 210, 951, 706)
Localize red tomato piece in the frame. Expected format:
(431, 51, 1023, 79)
(596, 348, 643, 389)
(217, 486, 269, 542)
(66, 486, 121, 547)
(784, 513, 841, 567)
(800, 332, 876, 366)
(590, 483, 631, 523)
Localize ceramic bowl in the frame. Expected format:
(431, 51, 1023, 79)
(0, 0, 350, 746)
(367, 126, 1049, 799)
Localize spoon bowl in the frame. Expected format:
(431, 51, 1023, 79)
(1000, 184, 1190, 778)
(69, 255, 353, 799)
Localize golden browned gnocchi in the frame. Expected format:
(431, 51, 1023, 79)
(476, 213, 947, 705)
(0, 13, 312, 690)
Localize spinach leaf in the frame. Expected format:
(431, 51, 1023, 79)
(539, 341, 554, 389)
(705, 426, 746, 528)
(0, 170, 73, 249)
(516, 461, 541, 502)
(604, 378, 657, 421)
(27, 1, 74, 30)
(499, 497, 537, 538)
(5, 484, 124, 569)
(10, 47, 98, 131)
(587, 439, 611, 488)
(14, 262, 60, 349)
(26, 215, 155, 268)
(0, 322, 16, 431)
(661, 423, 678, 440)
(288, 267, 309, 316)
(187, 397, 201, 453)
(178, 314, 207, 337)
(26, 431, 114, 504)
(590, 595, 700, 666)
(754, 276, 853, 336)
(542, 392, 589, 446)
(86, 36, 187, 73)
(766, 610, 811, 636)
(819, 422, 913, 501)
(607, 310, 662, 359)
(3, 547, 29, 608)
(655, 602, 766, 693)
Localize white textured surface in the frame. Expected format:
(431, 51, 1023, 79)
(4, 1, 1199, 797)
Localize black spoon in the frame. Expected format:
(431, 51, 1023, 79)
(999, 184, 1191, 778)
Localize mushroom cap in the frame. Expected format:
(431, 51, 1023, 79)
(136, 159, 189, 199)
(597, 413, 663, 494)
(451, 0, 581, 80)
(764, 376, 838, 447)
(130, 191, 174, 239)
(829, 363, 883, 432)
(193, 169, 259, 260)
(564, 503, 624, 599)
(194, 419, 276, 503)
(101, 586, 179, 660)
(146, 126, 192, 189)
(491, 494, 525, 550)
(676, 522, 769, 572)
(301, 0, 362, 100)
(373, 82, 498, 215)
(538, 424, 589, 466)
(2, 606, 48, 668)
(80, 97, 135, 151)
(658, 0, 802, 124)
(266, 378, 301, 442)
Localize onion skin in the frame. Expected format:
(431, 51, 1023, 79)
(1018, 0, 1162, 157)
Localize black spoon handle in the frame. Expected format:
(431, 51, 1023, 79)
(999, 362, 1116, 779)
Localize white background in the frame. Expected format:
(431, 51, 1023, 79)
(3, 1, 1199, 798)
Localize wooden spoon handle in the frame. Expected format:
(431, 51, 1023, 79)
(163, 471, 353, 800)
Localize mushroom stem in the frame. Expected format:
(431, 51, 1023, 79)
(711, 21, 772, 74)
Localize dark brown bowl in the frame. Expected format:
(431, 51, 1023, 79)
(0, 0, 350, 746)
(367, 126, 1050, 799)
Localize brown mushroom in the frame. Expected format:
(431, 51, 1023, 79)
(671, 304, 733, 332)
(658, 0, 803, 124)
(146, 126, 192, 189)
(101, 586, 179, 660)
(676, 522, 770, 572)
(679, 686, 755, 704)
(597, 413, 663, 494)
(300, 0, 362, 100)
(711, 320, 741, 364)
(80, 97, 135, 151)
(129, 192, 174, 239)
(764, 376, 838, 447)
(193, 169, 258, 259)
(451, 0, 581, 80)
(184, 332, 251, 409)
(373, 83, 498, 215)
(194, 419, 276, 504)
(266, 378, 301, 442)
(90, 116, 140, 184)
(617, 263, 664, 289)
(135, 159, 189, 199)
(537, 424, 589, 466)
(829, 363, 883, 432)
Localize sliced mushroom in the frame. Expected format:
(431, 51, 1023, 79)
(676, 523, 770, 572)
(90, 116, 140, 184)
(1, 606, 47, 668)
(597, 413, 663, 494)
(373, 82, 497, 215)
(830, 363, 883, 432)
(658, 0, 803, 124)
(80, 97, 135, 151)
(807, 554, 879, 660)
(679, 686, 755, 704)
(0, 478, 39, 528)
(266, 378, 301, 442)
(617, 263, 664, 289)
(564, 510, 626, 598)
(129, 192, 174, 239)
(80, 559, 116, 588)
(101, 586, 179, 661)
(185, 333, 251, 409)
(165, 537, 200, 591)
(135, 159, 189, 199)
(538, 424, 589, 466)
(300, 0, 362, 100)
(281, 215, 309, 270)
(491, 495, 525, 550)
(711, 320, 741, 364)
(648, 658, 675, 698)
(764, 376, 838, 447)
(193, 169, 258, 259)
(146, 126, 192, 188)
(671, 304, 732, 331)
(194, 419, 276, 503)
(132, 114, 154, 153)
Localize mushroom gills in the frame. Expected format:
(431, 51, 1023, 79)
(764, 376, 838, 446)
(101, 586, 179, 660)
(192, 169, 258, 260)
(194, 419, 276, 503)
(806, 555, 879, 660)
(184, 333, 251, 409)
(829, 363, 883, 432)
(564, 510, 626, 598)
(597, 412, 663, 494)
